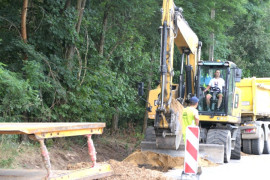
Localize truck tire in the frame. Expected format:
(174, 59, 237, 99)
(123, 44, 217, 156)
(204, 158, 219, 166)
(263, 140, 270, 154)
(251, 127, 264, 155)
(145, 126, 156, 141)
(206, 129, 231, 163)
(242, 139, 252, 154)
(263, 127, 270, 154)
(231, 129, 241, 160)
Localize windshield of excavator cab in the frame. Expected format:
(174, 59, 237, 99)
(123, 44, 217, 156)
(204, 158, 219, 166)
(198, 66, 226, 113)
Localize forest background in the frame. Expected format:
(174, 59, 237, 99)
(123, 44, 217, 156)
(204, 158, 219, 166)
(0, 0, 270, 134)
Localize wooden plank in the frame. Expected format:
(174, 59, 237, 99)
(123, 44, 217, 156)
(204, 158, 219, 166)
(0, 123, 105, 135)
(0, 164, 113, 180)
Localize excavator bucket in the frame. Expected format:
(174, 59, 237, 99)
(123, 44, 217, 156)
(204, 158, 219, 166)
(141, 140, 224, 164)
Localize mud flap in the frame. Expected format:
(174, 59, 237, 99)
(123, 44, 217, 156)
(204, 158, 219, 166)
(141, 141, 224, 164)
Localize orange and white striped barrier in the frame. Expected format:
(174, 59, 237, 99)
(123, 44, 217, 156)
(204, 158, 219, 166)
(184, 125, 200, 174)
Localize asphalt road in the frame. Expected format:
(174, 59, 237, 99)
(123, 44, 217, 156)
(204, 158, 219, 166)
(165, 154, 270, 180)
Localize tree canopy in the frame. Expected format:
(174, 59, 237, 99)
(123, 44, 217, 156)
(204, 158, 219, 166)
(0, 0, 269, 130)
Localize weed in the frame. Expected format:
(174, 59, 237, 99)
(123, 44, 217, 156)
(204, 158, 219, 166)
(46, 139, 54, 148)
(0, 157, 13, 168)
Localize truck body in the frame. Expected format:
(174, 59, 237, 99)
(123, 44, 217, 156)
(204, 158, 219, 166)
(237, 78, 270, 154)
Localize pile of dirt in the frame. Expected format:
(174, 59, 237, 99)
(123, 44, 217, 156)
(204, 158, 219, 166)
(103, 159, 171, 180)
(123, 150, 217, 171)
(67, 162, 92, 170)
(65, 160, 171, 180)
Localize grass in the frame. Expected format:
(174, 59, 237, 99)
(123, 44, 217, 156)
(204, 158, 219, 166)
(0, 135, 20, 168)
(0, 135, 41, 169)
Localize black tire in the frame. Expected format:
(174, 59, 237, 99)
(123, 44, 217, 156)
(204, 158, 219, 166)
(263, 128, 270, 154)
(251, 127, 264, 155)
(144, 126, 156, 141)
(263, 140, 270, 154)
(206, 129, 231, 163)
(231, 129, 241, 160)
(242, 139, 252, 154)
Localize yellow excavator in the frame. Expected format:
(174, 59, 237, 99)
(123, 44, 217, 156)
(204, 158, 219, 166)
(140, 0, 201, 149)
(139, 0, 243, 163)
(146, 0, 201, 149)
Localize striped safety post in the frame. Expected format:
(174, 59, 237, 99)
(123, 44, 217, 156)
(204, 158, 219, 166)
(184, 125, 200, 174)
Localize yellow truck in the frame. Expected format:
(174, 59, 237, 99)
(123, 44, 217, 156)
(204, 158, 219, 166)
(237, 78, 270, 155)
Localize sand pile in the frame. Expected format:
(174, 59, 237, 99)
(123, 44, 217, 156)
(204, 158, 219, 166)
(66, 150, 217, 179)
(67, 162, 92, 170)
(103, 159, 171, 180)
(66, 160, 171, 180)
(123, 150, 217, 171)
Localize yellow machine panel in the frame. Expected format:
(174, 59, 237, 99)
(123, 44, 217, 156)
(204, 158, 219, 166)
(199, 115, 240, 124)
(147, 86, 161, 120)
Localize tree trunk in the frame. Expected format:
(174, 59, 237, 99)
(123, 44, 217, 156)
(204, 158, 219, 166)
(209, 9, 215, 61)
(143, 56, 154, 134)
(66, 0, 87, 61)
(21, 0, 28, 44)
(99, 4, 109, 56)
(111, 107, 119, 133)
(21, 0, 30, 142)
(60, 0, 71, 14)
(76, 0, 86, 33)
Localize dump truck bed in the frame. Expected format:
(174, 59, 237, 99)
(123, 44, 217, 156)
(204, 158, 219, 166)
(236, 78, 270, 118)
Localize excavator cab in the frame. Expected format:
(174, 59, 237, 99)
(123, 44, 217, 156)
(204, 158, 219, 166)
(196, 61, 241, 116)
(196, 61, 239, 116)
(197, 66, 226, 113)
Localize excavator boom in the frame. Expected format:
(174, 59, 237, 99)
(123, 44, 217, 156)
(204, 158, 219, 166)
(153, 0, 201, 150)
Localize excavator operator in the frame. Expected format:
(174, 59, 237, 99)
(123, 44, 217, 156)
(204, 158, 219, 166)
(203, 69, 225, 111)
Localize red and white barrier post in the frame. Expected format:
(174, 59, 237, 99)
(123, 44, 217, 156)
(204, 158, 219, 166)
(181, 125, 200, 179)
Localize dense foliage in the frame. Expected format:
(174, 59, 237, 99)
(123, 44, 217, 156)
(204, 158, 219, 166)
(0, 0, 270, 129)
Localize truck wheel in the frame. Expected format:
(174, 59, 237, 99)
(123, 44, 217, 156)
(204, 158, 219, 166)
(251, 127, 264, 155)
(263, 140, 270, 154)
(231, 129, 241, 160)
(263, 129, 270, 154)
(206, 129, 231, 163)
(242, 139, 252, 154)
(145, 126, 156, 141)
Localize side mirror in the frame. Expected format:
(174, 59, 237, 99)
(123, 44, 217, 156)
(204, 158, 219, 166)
(138, 82, 144, 96)
(235, 68, 242, 82)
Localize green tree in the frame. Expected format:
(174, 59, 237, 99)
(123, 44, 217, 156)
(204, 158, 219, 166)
(228, 0, 270, 77)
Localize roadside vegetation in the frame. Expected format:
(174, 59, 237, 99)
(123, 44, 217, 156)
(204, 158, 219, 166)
(1, 0, 270, 145)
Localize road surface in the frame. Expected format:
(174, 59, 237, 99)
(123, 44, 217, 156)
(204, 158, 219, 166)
(165, 154, 270, 180)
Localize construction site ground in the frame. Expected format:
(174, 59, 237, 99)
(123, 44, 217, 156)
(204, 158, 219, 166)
(1, 132, 265, 180)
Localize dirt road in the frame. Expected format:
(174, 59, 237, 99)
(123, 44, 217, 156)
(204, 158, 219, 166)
(165, 154, 270, 180)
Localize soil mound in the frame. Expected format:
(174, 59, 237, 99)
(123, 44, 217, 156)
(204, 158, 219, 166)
(103, 159, 171, 180)
(123, 150, 217, 171)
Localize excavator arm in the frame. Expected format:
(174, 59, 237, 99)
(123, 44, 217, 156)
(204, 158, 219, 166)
(149, 0, 202, 150)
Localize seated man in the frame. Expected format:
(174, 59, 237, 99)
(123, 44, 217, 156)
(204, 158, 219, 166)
(203, 69, 225, 111)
